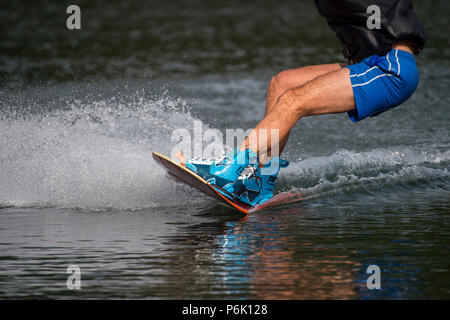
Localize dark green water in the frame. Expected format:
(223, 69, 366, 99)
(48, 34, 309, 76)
(0, 0, 449, 299)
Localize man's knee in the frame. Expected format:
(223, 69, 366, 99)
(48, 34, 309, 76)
(269, 70, 292, 97)
(268, 74, 280, 100)
(266, 71, 296, 116)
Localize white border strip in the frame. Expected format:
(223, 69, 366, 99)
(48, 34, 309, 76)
(395, 49, 400, 76)
(349, 66, 379, 78)
(352, 73, 393, 87)
(387, 51, 391, 72)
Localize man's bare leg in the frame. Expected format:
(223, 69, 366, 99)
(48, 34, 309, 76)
(175, 63, 349, 165)
(266, 63, 345, 115)
(241, 67, 355, 157)
(264, 63, 345, 158)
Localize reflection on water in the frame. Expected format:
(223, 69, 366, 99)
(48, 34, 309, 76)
(0, 189, 449, 299)
(135, 190, 447, 300)
(215, 211, 359, 299)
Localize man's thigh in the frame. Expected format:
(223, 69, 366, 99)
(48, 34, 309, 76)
(294, 67, 356, 117)
(276, 63, 345, 88)
(267, 63, 345, 114)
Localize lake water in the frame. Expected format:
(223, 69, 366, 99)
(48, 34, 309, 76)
(0, 0, 449, 299)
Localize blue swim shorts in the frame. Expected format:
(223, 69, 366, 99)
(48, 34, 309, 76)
(346, 49, 419, 122)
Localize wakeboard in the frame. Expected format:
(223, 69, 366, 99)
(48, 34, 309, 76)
(152, 152, 305, 214)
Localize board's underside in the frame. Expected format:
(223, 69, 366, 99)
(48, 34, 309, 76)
(152, 152, 252, 213)
(152, 152, 305, 214)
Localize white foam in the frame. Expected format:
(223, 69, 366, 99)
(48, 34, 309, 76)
(279, 147, 450, 199)
(0, 92, 209, 210)
(1, 89, 448, 210)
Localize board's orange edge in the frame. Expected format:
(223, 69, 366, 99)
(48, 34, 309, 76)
(153, 152, 249, 214)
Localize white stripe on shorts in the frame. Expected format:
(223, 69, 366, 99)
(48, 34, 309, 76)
(395, 49, 400, 76)
(352, 73, 393, 87)
(387, 51, 391, 72)
(349, 66, 379, 78)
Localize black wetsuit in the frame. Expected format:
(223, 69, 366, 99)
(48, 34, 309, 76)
(314, 0, 427, 63)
